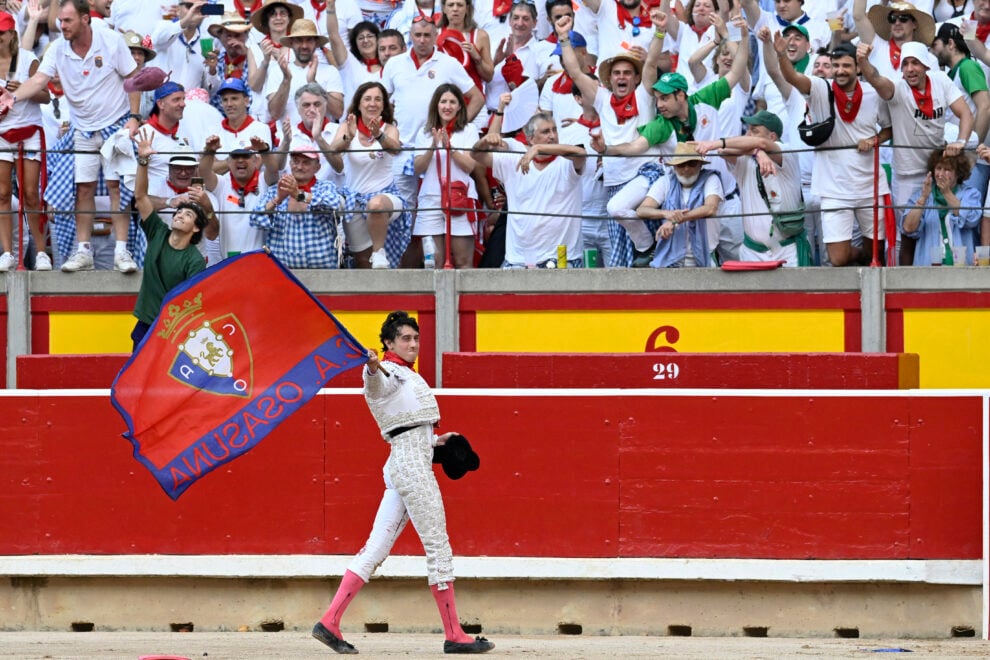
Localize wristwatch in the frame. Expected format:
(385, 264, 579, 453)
(295, 191, 307, 202)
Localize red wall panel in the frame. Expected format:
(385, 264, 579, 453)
(0, 392, 982, 560)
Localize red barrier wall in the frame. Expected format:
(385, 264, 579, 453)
(0, 392, 981, 560)
(441, 353, 920, 389)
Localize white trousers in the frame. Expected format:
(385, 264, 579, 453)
(347, 425, 454, 585)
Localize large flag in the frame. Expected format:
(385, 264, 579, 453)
(111, 251, 367, 499)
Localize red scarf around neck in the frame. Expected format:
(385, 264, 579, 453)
(310, 0, 327, 21)
(382, 350, 415, 368)
(973, 13, 990, 42)
(577, 115, 601, 130)
(363, 57, 381, 72)
(616, 2, 652, 30)
(552, 71, 575, 94)
(532, 154, 557, 166)
(356, 116, 380, 138)
(410, 48, 434, 69)
(234, 168, 261, 196)
(609, 91, 639, 124)
(225, 54, 247, 78)
(232, 0, 262, 19)
(167, 180, 189, 195)
(889, 40, 902, 70)
(221, 114, 254, 135)
(492, 0, 512, 18)
(910, 75, 934, 119)
(297, 118, 330, 139)
(833, 80, 863, 123)
(297, 176, 318, 193)
(146, 113, 178, 138)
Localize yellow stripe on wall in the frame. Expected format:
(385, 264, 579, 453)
(476, 310, 846, 353)
(902, 309, 990, 388)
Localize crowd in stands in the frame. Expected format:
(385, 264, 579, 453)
(0, 0, 987, 273)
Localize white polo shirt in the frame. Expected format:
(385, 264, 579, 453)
(39, 29, 136, 131)
(381, 48, 476, 146)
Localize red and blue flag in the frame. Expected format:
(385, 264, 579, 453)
(111, 251, 366, 499)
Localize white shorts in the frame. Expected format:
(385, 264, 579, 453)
(343, 192, 403, 252)
(820, 196, 885, 243)
(413, 194, 476, 237)
(0, 132, 41, 162)
(73, 130, 118, 183)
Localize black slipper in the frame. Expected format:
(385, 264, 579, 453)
(444, 636, 495, 654)
(312, 621, 359, 654)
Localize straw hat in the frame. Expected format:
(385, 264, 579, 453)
(279, 19, 330, 48)
(123, 31, 157, 61)
(208, 12, 253, 39)
(597, 51, 644, 89)
(250, 0, 303, 35)
(868, 1, 936, 46)
(665, 142, 709, 166)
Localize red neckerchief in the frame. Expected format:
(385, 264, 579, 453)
(577, 116, 601, 130)
(410, 48, 434, 69)
(444, 119, 457, 135)
(167, 181, 189, 195)
(89, 10, 104, 19)
(356, 116, 377, 138)
(552, 71, 575, 94)
(382, 350, 415, 368)
(310, 0, 327, 22)
(297, 118, 330, 139)
(609, 91, 639, 124)
(47, 82, 64, 97)
(492, 0, 512, 18)
(221, 114, 255, 136)
(889, 40, 902, 70)
(514, 130, 528, 144)
(833, 80, 863, 123)
(910, 75, 934, 119)
(232, 0, 262, 20)
(363, 57, 381, 72)
(225, 54, 247, 78)
(616, 2, 652, 30)
(297, 176, 318, 193)
(690, 23, 707, 38)
(545, 33, 558, 44)
(973, 13, 990, 42)
(532, 154, 557, 165)
(146, 113, 179, 138)
(262, 35, 283, 50)
(234, 168, 261, 196)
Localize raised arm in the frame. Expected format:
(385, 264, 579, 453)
(852, 0, 875, 46)
(722, 14, 750, 90)
(643, 7, 670, 91)
(554, 15, 599, 103)
(856, 42, 894, 100)
(200, 135, 222, 190)
(134, 129, 156, 220)
(740, 0, 761, 29)
(325, 0, 351, 69)
(972, 90, 990, 145)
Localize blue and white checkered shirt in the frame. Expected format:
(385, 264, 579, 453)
(250, 182, 343, 269)
(44, 114, 146, 267)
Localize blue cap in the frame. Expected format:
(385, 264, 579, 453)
(218, 77, 249, 95)
(153, 80, 185, 103)
(551, 31, 586, 57)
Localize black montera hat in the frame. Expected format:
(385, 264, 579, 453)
(432, 434, 480, 480)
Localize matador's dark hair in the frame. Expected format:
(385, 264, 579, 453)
(380, 311, 419, 350)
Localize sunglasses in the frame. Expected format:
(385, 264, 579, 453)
(512, 0, 536, 4)
(631, 16, 641, 37)
(887, 14, 914, 24)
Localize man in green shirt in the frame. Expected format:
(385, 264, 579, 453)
(932, 22, 990, 198)
(596, 15, 750, 266)
(130, 130, 211, 350)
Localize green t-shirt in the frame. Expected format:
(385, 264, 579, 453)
(133, 210, 206, 325)
(638, 77, 732, 145)
(949, 57, 989, 96)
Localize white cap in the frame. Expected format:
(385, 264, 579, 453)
(900, 41, 933, 70)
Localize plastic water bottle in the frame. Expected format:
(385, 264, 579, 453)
(422, 236, 436, 269)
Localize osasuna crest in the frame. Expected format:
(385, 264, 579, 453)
(168, 315, 253, 397)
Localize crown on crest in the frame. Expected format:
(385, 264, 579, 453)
(158, 292, 205, 342)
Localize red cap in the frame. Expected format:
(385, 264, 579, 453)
(0, 13, 15, 32)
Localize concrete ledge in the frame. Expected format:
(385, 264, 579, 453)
(0, 556, 981, 585)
